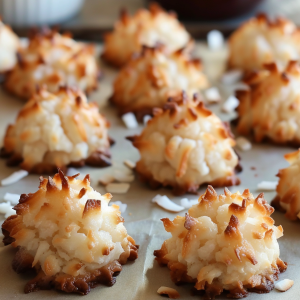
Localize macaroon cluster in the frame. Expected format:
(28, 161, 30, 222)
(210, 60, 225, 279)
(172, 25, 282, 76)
(228, 14, 300, 72)
(4, 28, 98, 99)
(110, 45, 208, 119)
(154, 186, 287, 299)
(237, 61, 300, 146)
(130, 93, 240, 195)
(0, 20, 19, 73)
(102, 3, 191, 68)
(1, 87, 111, 174)
(272, 149, 300, 220)
(1, 170, 138, 294)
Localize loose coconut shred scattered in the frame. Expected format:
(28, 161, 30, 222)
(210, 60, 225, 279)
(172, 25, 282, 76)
(102, 3, 191, 68)
(129, 92, 240, 195)
(0, 87, 112, 174)
(154, 186, 287, 299)
(237, 61, 300, 146)
(4, 28, 98, 99)
(110, 44, 208, 120)
(1, 170, 138, 295)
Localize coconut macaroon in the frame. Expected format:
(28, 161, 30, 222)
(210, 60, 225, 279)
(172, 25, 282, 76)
(228, 14, 300, 72)
(272, 149, 300, 221)
(129, 93, 240, 195)
(236, 61, 300, 145)
(110, 45, 208, 119)
(0, 20, 19, 73)
(1, 87, 111, 174)
(154, 186, 287, 299)
(1, 170, 138, 294)
(102, 3, 191, 68)
(4, 28, 98, 99)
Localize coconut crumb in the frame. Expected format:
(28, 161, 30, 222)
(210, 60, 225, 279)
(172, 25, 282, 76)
(1, 170, 29, 186)
(106, 183, 130, 194)
(3, 193, 20, 205)
(110, 201, 127, 213)
(221, 69, 243, 85)
(98, 174, 115, 186)
(207, 30, 224, 51)
(222, 95, 239, 113)
(275, 279, 294, 292)
(0, 202, 15, 218)
(157, 286, 180, 299)
(180, 198, 198, 209)
(257, 181, 278, 191)
(236, 137, 252, 151)
(122, 112, 139, 129)
(204, 87, 221, 103)
(113, 170, 135, 183)
(123, 159, 136, 170)
(152, 195, 184, 212)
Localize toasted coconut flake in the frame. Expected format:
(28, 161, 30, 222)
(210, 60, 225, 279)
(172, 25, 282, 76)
(257, 181, 278, 191)
(1, 170, 138, 294)
(106, 183, 130, 194)
(3, 193, 20, 205)
(204, 87, 221, 103)
(221, 69, 243, 85)
(275, 279, 294, 292)
(4, 28, 98, 99)
(123, 159, 136, 170)
(228, 14, 300, 72)
(154, 186, 286, 298)
(110, 201, 127, 213)
(110, 45, 208, 118)
(222, 95, 239, 113)
(180, 198, 198, 209)
(0, 202, 15, 218)
(157, 286, 180, 299)
(1, 170, 28, 186)
(152, 195, 184, 212)
(98, 174, 115, 186)
(207, 30, 224, 51)
(122, 112, 139, 129)
(236, 137, 252, 151)
(102, 3, 191, 68)
(0, 21, 20, 72)
(130, 93, 240, 195)
(143, 115, 152, 125)
(1, 87, 111, 174)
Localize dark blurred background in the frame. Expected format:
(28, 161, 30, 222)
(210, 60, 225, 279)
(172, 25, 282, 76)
(1, 0, 299, 40)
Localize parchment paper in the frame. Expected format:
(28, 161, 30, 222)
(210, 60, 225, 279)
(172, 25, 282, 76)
(0, 44, 299, 300)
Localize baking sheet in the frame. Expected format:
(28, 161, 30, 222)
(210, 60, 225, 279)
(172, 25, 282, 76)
(0, 44, 299, 299)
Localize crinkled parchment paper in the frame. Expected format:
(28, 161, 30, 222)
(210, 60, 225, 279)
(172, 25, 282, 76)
(0, 44, 299, 300)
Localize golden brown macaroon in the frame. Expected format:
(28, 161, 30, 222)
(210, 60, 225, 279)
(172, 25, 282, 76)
(154, 186, 287, 299)
(272, 149, 300, 220)
(129, 93, 240, 195)
(1, 170, 138, 295)
(110, 45, 208, 120)
(236, 61, 300, 146)
(102, 3, 191, 68)
(228, 13, 300, 72)
(4, 28, 99, 99)
(0, 20, 19, 73)
(1, 86, 112, 174)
